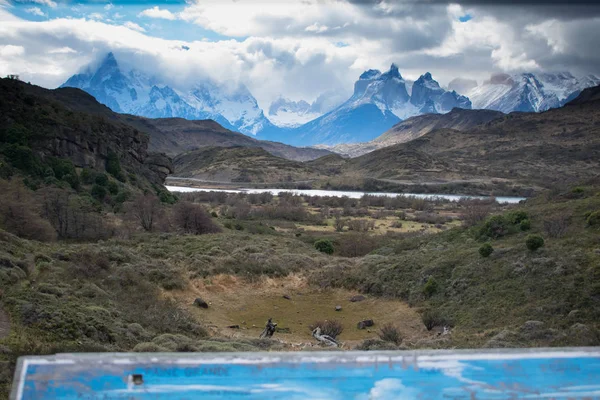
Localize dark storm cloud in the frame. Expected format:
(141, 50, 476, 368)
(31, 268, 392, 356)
(348, 0, 600, 18)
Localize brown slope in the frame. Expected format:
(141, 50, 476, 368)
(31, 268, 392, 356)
(122, 117, 331, 161)
(345, 87, 600, 189)
(172, 146, 320, 183)
(327, 108, 504, 157)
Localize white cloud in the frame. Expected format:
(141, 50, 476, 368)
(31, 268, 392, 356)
(0, 1, 598, 108)
(367, 379, 420, 399)
(104, 3, 113, 11)
(48, 46, 76, 54)
(25, 6, 45, 17)
(305, 23, 328, 33)
(0, 45, 25, 57)
(138, 6, 176, 21)
(87, 13, 103, 21)
(123, 21, 145, 33)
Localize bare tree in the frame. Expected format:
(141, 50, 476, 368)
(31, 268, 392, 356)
(127, 194, 162, 232)
(460, 199, 493, 227)
(333, 214, 346, 232)
(173, 201, 221, 235)
(543, 215, 569, 238)
(0, 180, 56, 241)
(38, 187, 71, 238)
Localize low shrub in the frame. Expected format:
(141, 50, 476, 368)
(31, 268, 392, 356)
(91, 184, 107, 201)
(479, 243, 494, 258)
(378, 323, 403, 345)
(422, 277, 439, 297)
(355, 339, 398, 351)
(543, 215, 569, 238)
(525, 234, 545, 251)
(314, 239, 334, 255)
(520, 219, 531, 231)
(421, 310, 451, 331)
(587, 211, 600, 227)
(309, 320, 343, 339)
(95, 173, 109, 186)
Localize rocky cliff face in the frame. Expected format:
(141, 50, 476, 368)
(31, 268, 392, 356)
(0, 78, 172, 187)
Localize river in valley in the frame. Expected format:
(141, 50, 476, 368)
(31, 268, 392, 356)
(166, 186, 526, 204)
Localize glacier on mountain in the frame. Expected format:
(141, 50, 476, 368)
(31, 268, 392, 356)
(61, 52, 277, 137)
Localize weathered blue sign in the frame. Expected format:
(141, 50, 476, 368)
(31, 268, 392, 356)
(11, 348, 600, 399)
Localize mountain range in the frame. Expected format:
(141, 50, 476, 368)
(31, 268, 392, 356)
(261, 65, 471, 146)
(461, 72, 600, 113)
(171, 85, 600, 196)
(61, 52, 600, 147)
(61, 52, 281, 138)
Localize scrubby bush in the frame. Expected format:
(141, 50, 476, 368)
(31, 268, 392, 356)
(159, 190, 178, 204)
(95, 173, 109, 186)
(422, 277, 439, 297)
(378, 323, 403, 345)
(587, 211, 600, 227)
(507, 210, 528, 225)
(47, 157, 76, 180)
(355, 339, 399, 351)
(173, 201, 221, 235)
(0, 181, 56, 241)
(520, 219, 531, 231)
(480, 211, 529, 239)
(347, 219, 375, 232)
(526, 234, 545, 251)
(543, 215, 569, 238)
(309, 320, 343, 339)
(107, 181, 119, 195)
(106, 151, 124, 181)
(336, 232, 379, 257)
(91, 184, 107, 201)
(314, 239, 334, 255)
(460, 198, 493, 227)
(62, 173, 80, 190)
(479, 243, 494, 258)
(80, 168, 96, 185)
(421, 310, 451, 331)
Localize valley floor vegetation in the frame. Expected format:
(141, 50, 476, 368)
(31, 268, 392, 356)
(1, 171, 600, 397)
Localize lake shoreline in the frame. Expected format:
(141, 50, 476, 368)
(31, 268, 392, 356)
(166, 176, 536, 199)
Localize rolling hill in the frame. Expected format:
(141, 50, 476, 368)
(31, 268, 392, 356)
(172, 147, 321, 183)
(326, 108, 504, 157)
(345, 85, 600, 189)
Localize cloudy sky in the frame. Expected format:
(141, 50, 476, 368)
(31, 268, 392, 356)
(0, 0, 599, 109)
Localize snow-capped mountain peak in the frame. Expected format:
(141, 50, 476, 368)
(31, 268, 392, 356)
(410, 72, 471, 113)
(466, 71, 599, 113)
(61, 52, 276, 136)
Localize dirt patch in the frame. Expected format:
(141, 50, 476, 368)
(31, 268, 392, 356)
(170, 274, 427, 348)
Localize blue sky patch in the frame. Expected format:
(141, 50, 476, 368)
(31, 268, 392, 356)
(459, 13, 472, 22)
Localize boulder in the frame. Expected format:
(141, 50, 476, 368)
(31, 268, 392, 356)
(283, 295, 291, 300)
(193, 298, 209, 309)
(357, 319, 374, 329)
(350, 295, 366, 302)
(227, 325, 240, 329)
(335, 305, 342, 312)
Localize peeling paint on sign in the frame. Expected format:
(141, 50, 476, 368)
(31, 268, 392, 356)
(11, 349, 600, 399)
